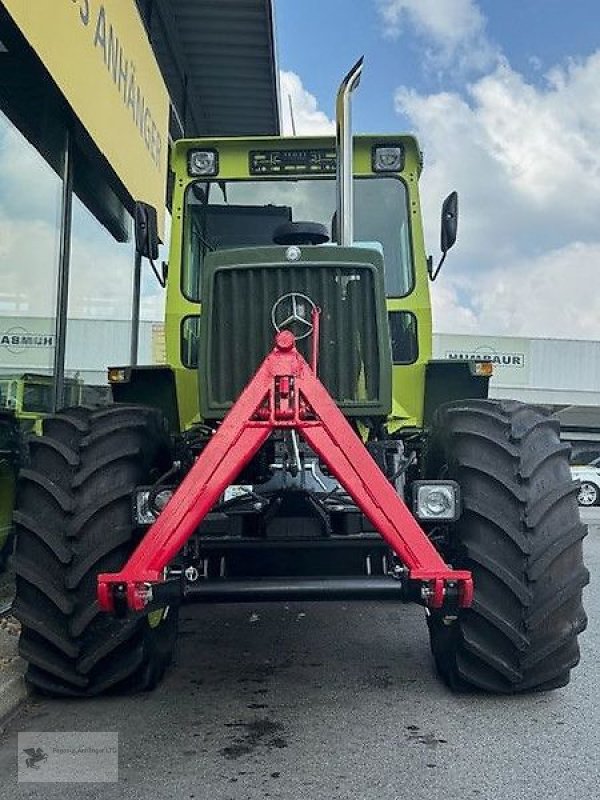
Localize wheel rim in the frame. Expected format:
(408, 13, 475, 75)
(578, 482, 598, 506)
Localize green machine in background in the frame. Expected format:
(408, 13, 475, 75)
(0, 410, 18, 570)
(0, 373, 98, 434)
(0, 374, 110, 571)
(0, 375, 51, 572)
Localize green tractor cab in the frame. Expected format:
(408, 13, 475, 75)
(0, 372, 87, 434)
(13, 59, 587, 698)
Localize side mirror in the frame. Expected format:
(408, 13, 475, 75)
(440, 190, 458, 253)
(134, 201, 159, 261)
(428, 190, 458, 281)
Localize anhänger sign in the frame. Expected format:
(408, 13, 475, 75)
(2, 0, 169, 235)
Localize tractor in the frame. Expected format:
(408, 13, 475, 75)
(13, 59, 587, 696)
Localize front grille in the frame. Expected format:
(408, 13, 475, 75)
(204, 262, 382, 413)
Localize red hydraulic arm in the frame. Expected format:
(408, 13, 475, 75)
(97, 329, 473, 613)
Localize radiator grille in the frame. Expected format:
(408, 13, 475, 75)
(206, 263, 381, 411)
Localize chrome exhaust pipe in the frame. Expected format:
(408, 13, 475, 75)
(335, 56, 364, 246)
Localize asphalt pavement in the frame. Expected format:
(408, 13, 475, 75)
(0, 511, 599, 799)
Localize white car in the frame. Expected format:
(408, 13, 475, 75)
(572, 456, 600, 506)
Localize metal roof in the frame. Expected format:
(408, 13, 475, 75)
(136, 0, 280, 138)
(556, 406, 600, 432)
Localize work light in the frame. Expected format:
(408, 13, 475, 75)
(188, 149, 219, 176)
(372, 145, 404, 172)
(412, 481, 460, 521)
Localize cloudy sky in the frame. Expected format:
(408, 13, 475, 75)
(276, 0, 600, 339)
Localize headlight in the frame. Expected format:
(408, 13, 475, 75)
(412, 481, 460, 521)
(188, 149, 219, 177)
(372, 144, 404, 172)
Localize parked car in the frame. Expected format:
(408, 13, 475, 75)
(572, 456, 600, 506)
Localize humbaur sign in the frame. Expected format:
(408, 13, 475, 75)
(445, 347, 526, 368)
(435, 334, 531, 386)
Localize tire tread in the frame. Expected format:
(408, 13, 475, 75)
(13, 404, 178, 697)
(427, 399, 588, 693)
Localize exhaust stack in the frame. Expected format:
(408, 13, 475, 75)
(335, 56, 364, 247)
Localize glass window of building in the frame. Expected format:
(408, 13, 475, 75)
(0, 109, 62, 412)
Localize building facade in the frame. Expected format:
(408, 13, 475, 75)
(0, 0, 279, 409)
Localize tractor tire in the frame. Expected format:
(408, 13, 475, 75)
(13, 405, 179, 697)
(425, 399, 588, 693)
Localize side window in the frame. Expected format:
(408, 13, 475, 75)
(389, 311, 418, 364)
(183, 211, 204, 301)
(22, 383, 52, 413)
(181, 315, 201, 369)
(354, 177, 414, 297)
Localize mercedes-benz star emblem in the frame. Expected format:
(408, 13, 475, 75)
(271, 292, 317, 341)
(285, 246, 301, 262)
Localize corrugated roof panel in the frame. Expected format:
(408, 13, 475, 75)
(136, 0, 280, 138)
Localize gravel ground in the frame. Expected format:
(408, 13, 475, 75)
(0, 556, 14, 611)
(0, 515, 597, 799)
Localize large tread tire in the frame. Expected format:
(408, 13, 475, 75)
(13, 404, 179, 697)
(425, 399, 588, 694)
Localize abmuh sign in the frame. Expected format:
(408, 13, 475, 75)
(0, 327, 55, 356)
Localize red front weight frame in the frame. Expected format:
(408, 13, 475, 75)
(97, 329, 473, 613)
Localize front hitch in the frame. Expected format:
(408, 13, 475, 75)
(98, 332, 473, 614)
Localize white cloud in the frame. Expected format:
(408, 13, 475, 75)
(279, 70, 335, 135)
(376, 0, 498, 72)
(430, 276, 480, 334)
(0, 123, 61, 225)
(395, 50, 600, 338)
(0, 211, 135, 319)
(434, 243, 600, 340)
(0, 217, 60, 316)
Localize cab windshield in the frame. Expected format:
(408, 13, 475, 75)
(182, 177, 413, 300)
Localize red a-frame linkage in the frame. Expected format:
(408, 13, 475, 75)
(97, 330, 473, 613)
